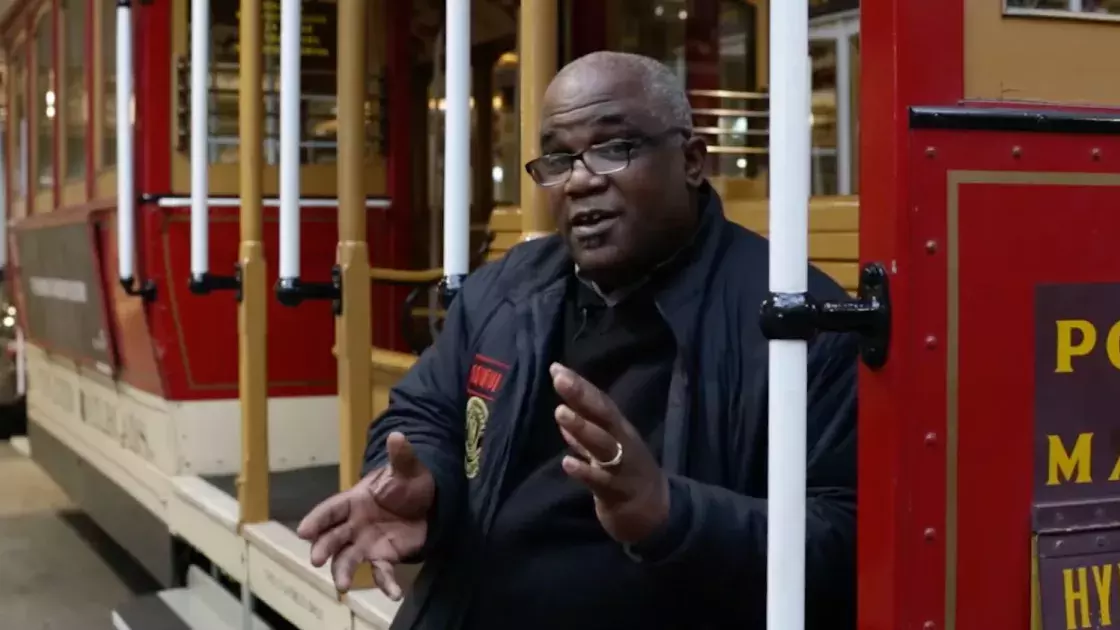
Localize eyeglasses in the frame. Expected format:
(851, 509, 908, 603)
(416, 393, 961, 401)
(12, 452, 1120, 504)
(524, 128, 687, 188)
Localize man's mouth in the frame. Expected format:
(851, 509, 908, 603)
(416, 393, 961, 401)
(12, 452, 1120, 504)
(570, 210, 620, 240)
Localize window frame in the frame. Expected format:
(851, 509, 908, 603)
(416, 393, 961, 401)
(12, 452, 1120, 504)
(1003, 0, 1120, 23)
(167, 0, 386, 198)
(58, 0, 93, 207)
(93, 0, 117, 200)
(30, 3, 54, 214)
(6, 29, 30, 221)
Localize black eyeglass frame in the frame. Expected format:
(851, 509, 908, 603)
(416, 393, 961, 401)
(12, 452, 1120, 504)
(524, 127, 690, 188)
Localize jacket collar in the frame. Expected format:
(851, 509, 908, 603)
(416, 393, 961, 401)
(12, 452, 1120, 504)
(649, 181, 729, 347)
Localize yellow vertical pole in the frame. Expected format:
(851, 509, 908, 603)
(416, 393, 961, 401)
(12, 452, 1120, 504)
(755, 0, 769, 89)
(237, 0, 270, 524)
(336, 0, 372, 492)
(518, 0, 558, 239)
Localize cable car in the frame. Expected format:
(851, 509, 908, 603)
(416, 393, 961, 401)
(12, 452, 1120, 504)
(2, 0, 1119, 629)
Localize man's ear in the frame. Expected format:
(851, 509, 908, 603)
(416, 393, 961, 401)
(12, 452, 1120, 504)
(682, 135, 707, 187)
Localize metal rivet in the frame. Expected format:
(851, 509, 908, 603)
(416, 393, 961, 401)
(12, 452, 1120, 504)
(924, 335, 937, 349)
(924, 431, 938, 445)
(925, 146, 936, 157)
(924, 527, 937, 540)
(1092, 148, 1102, 160)
(1097, 535, 1107, 548)
(1012, 146, 1022, 158)
(925, 239, 937, 253)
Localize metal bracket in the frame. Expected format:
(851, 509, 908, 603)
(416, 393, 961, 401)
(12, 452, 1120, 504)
(188, 267, 242, 302)
(120, 276, 158, 303)
(274, 266, 343, 315)
(437, 274, 467, 310)
(758, 262, 891, 369)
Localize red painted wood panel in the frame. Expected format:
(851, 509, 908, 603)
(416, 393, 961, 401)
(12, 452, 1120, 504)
(909, 125, 1120, 630)
(91, 207, 164, 395)
(146, 203, 342, 400)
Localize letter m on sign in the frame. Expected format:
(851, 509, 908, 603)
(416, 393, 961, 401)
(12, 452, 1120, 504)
(1048, 433, 1092, 486)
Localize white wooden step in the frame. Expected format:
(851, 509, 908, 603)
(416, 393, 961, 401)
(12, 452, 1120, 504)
(112, 566, 271, 630)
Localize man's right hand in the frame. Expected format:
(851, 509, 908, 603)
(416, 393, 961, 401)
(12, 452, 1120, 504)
(296, 431, 435, 599)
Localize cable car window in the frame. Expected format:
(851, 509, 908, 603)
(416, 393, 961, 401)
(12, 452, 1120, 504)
(102, 0, 116, 170)
(602, 0, 860, 200)
(1004, 0, 1120, 19)
(63, 0, 88, 183)
(491, 52, 519, 206)
(34, 14, 53, 200)
(10, 44, 28, 209)
(183, 0, 373, 166)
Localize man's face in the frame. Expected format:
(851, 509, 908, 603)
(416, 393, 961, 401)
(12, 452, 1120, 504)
(535, 71, 706, 288)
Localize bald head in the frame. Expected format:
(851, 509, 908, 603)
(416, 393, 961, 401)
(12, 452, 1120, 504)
(547, 51, 693, 133)
(532, 50, 708, 291)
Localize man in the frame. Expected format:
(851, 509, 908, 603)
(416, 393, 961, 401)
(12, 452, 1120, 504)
(298, 51, 857, 630)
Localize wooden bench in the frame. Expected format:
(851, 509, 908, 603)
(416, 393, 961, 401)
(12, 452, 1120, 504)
(367, 195, 860, 417)
(484, 197, 861, 293)
(485, 206, 524, 262)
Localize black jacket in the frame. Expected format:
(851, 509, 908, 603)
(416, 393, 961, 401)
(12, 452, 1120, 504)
(363, 184, 858, 629)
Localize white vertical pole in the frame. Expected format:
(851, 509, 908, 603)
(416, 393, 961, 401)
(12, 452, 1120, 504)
(190, 0, 210, 279)
(117, 0, 136, 283)
(443, 0, 471, 283)
(768, 1, 810, 630)
(279, 0, 301, 280)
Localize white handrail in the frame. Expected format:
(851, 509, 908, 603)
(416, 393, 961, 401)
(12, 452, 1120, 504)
(767, 1, 810, 630)
(189, 0, 210, 281)
(116, 0, 136, 286)
(279, 0, 301, 282)
(442, 0, 471, 289)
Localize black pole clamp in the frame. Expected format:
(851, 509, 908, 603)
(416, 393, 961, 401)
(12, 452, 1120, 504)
(437, 274, 467, 310)
(758, 262, 891, 369)
(275, 266, 343, 315)
(188, 269, 241, 302)
(121, 276, 158, 303)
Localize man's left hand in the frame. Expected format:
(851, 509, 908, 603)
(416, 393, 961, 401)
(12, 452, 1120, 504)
(549, 362, 671, 545)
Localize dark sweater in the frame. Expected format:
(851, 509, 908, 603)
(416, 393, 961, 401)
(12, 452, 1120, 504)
(460, 275, 681, 630)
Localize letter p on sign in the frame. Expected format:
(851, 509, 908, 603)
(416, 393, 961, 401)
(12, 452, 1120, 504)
(1056, 320, 1096, 373)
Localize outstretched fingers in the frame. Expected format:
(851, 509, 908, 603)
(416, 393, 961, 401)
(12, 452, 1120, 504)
(297, 492, 351, 541)
(309, 521, 353, 568)
(330, 544, 364, 592)
(371, 560, 403, 601)
(550, 363, 626, 437)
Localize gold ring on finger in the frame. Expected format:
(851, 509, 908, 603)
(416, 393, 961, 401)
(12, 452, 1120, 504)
(590, 442, 623, 470)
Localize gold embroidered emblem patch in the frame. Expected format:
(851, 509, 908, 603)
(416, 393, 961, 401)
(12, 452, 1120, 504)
(464, 396, 489, 479)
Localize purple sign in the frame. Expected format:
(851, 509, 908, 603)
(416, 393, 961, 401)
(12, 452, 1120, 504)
(1038, 543, 1120, 630)
(1034, 283, 1120, 505)
(1035, 284, 1120, 630)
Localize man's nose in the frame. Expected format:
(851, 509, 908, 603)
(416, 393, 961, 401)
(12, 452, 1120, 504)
(564, 159, 608, 195)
